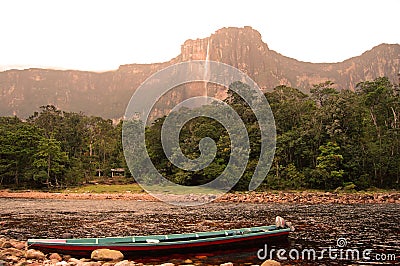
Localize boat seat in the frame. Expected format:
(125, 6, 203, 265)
(146, 239, 160, 243)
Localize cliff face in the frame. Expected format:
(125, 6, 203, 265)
(0, 26, 399, 119)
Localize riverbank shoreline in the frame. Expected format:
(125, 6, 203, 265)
(1, 197, 399, 265)
(1, 190, 399, 204)
(0, 238, 283, 266)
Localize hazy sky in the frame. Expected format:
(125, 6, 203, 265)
(1, 0, 399, 71)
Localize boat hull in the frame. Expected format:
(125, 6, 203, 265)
(28, 226, 290, 257)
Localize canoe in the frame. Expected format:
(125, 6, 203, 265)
(27, 224, 292, 257)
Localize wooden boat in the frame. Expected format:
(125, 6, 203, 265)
(27, 224, 292, 257)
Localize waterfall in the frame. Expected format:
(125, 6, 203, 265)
(203, 39, 210, 104)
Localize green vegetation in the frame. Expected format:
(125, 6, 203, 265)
(63, 183, 143, 194)
(0, 106, 128, 189)
(0, 77, 399, 191)
(144, 77, 400, 191)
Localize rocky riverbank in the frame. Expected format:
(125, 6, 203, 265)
(1, 198, 398, 265)
(0, 190, 399, 204)
(218, 191, 400, 204)
(0, 238, 281, 266)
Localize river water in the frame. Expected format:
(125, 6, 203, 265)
(0, 198, 398, 265)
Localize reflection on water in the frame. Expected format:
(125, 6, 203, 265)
(0, 199, 398, 265)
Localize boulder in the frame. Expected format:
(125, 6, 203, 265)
(91, 249, 124, 261)
(25, 249, 46, 260)
(261, 259, 281, 266)
(0, 248, 25, 258)
(0, 241, 13, 248)
(49, 253, 63, 261)
(10, 240, 26, 250)
(3, 255, 19, 263)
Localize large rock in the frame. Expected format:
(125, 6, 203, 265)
(25, 249, 46, 260)
(0, 27, 399, 120)
(261, 260, 281, 266)
(0, 241, 12, 248)
(2, 255, 19, 263)
(0, 248, 25, 259)
(49, 253, 63, 261)
(10, 240, 26, 250)
(90, 249, 124, 261)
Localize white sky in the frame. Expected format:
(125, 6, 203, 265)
(0, 0, 399, 71)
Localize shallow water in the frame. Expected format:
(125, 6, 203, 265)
(0, 198, 398, 265)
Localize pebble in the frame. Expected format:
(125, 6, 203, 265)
(15, 260, 28, 266)
(56, 261, 69, 266)
(82, 262, 102, 266)
(62, 233, 73, 239)
(114, 260, 137, 266)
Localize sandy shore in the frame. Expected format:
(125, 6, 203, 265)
(0, 190, 399, 204)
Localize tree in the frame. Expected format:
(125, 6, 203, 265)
(310, 81, 339, 107)
(33, 137, 68, 187)
(0, 117, 44, 187)
(28, 105, 63, 138)
(356, 77, 399, 187)
(264, 86, 316, 185)
(316, 142, 345, 189)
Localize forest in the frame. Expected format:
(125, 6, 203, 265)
(0, 77, 399, 191)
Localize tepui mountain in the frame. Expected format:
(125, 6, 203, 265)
(0, 26, 399, 120)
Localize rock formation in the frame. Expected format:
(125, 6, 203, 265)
(0, 26, 399, 119)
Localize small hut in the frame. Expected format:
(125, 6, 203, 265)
(111, 168, 125, 178)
